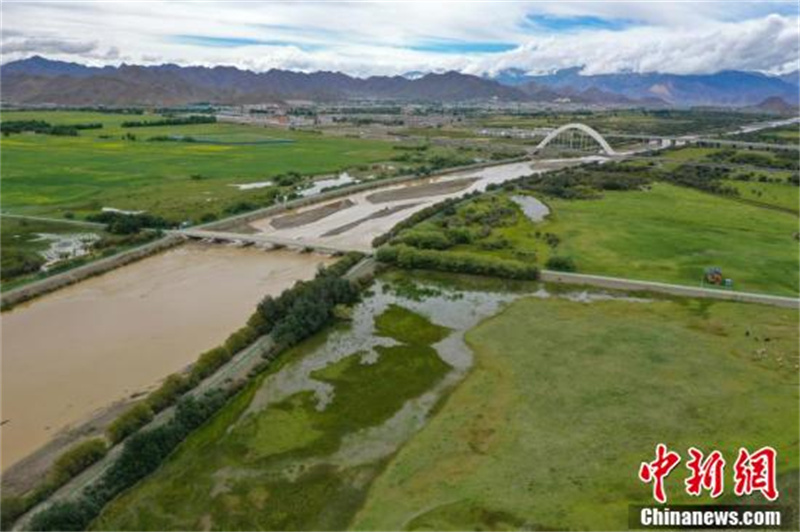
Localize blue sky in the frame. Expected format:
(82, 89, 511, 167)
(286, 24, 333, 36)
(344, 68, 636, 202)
(1, 1, 798, 76)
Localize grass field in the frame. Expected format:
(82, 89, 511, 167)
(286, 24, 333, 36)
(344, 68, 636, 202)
(353, 294, 799, 531)
(543, 184, 799, 296)
(90, 275, 799, 530)
(390, 181, 798, 296)
(0, 111, 396, 221)
(726, 179, 799, 213)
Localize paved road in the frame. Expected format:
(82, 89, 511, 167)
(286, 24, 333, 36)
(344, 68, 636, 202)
(0, 213, 107, 229)
(540, 270, 799, 309)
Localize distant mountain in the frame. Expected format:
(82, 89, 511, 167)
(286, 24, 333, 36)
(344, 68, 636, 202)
(1, 56, 526, 105)
(489, 68, 532, 87)
(750, 96, 798, 115)
(778, 70, 799, 86)
(490, 67, 799, 107)
(4, 56, 796, 108)
(401, 71, 427, 80)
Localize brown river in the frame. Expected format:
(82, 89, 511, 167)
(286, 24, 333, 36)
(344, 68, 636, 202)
(1, 243, 331, 470)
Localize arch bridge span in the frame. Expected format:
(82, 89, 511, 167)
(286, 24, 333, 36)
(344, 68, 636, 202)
(535, 123, 616, 155)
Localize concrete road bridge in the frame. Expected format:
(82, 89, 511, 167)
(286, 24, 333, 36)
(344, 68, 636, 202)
(175, 229, 362, 255)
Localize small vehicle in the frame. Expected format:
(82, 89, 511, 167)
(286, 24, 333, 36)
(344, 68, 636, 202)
(704, 267, 723, 285)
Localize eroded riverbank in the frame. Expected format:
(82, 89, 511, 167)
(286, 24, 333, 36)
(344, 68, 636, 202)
(1, 243, 332, 471)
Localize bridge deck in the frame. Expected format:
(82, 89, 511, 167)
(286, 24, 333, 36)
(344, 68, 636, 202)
(176, 229, 363, 255)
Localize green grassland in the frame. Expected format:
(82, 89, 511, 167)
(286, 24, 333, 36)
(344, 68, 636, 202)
(544, 184, 798, 295)
(353, 295, 799, 531)
(726, 179, 799, 213)
(92, 304, 452, 531)
(390, 182, 798, 296)
(0, 111, 396, 220)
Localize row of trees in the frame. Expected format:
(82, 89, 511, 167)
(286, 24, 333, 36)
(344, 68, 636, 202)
(29, 391, 232, 531)
(120, 116, 216, 128)
(376, 244, 539, 280)
(660, 164, 739, 196)
(0, 120, 102, 137)
(85, 212, 172, 235)
(0, 438, 108, 530)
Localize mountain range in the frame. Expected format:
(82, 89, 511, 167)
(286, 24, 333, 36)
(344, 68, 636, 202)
(490, 67, 799, 107)
(1, 56, 797, 109)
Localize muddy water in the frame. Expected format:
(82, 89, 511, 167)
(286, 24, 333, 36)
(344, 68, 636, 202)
(0, 243, 332, 470)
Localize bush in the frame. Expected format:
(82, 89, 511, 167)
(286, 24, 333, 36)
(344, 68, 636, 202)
(189, 347, 232, 384)
(86, 212, 171, 234)
(1, 496, 27, 530)
(545, 255, 577, 272)
(106, 403, 154, 444)
(50, 439, 107, 485)
(398, 230, 454, 250)
(146, 374, 191, 413)
(0, 250, 45, 281)
(29, 499, 98, 531)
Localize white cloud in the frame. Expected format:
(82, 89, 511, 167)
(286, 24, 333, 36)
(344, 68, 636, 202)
(1, 1, 797, 76)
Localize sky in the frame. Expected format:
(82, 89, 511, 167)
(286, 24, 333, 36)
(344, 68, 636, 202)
(1, 1, 799, 77)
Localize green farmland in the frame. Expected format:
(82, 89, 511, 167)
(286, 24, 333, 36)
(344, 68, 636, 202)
(0, 111, 396, 221)
(90, 276, 799, 531)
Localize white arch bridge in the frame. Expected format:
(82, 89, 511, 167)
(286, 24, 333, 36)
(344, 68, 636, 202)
(534, 123, 616, 156)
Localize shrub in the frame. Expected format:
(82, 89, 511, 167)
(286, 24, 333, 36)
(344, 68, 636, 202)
(146, 374, 191, 413)
(189, 347, 232, 384)
(223, 326, 260, 356)
(1, 496, 27, 530)
(545, 255, 577, 272)
(106, 403, 154, 444)
(398, 230, 453, 250)
(28, 499, 98, 531)
(0, 250, 45, 281)
(50, 439, 107, 485)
